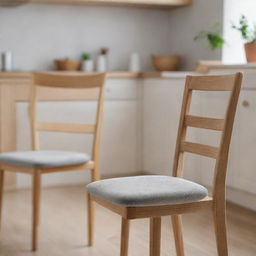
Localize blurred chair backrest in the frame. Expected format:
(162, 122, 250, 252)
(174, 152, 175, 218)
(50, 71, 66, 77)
(30, 72, 106, 163)
(172, 73, 242, 200)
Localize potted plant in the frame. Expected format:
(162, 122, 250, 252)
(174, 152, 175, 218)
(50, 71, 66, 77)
(194, 23, 225, 71)
(232, 15, 256, 62)
(81, 53, 94, 72)
(194, 23, 225, 50)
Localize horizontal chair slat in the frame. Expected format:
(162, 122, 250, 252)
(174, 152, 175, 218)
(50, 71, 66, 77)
(188, 75, 236, 91)
(180, 141, 219, 159)
(36, 122, 96, 134)
(185, 115, 225, 131)
(33, 72, 106, 89)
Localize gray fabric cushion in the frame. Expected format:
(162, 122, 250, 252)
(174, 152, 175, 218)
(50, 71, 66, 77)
(0, 150, 90, 168)
(87, 175, 208, 206)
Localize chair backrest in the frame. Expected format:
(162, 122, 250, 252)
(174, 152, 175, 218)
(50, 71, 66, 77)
(172, 73, 243, 201)
(30, 72, 106, 163)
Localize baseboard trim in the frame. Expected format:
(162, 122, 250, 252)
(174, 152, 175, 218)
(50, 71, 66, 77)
(225, 186, 256, 211)
(202, 184, 256, 212)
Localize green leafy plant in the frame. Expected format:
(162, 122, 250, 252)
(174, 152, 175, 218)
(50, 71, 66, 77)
(82, 53, 91, 61)
(194, 23, 225, 50)
(232, 15, 256, 43)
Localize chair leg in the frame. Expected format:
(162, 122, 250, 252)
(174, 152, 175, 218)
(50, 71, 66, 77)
(87, 192, 94, 246)
(150, 217, 161, 256)
(120, 218, 130, 256)
(213, 203, 228, 256)
(92, 165, 100, 182)
(0, 170, 4, 228)
(171, 215, 185, 256)
(87, 168, 100, 246)
(32, 171, 41, 252)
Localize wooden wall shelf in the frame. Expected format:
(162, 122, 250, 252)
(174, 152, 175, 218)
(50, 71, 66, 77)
(30, 0, 192, 8)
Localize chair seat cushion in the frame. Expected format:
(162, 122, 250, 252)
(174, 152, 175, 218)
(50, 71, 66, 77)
(87, 175, 208, 206)
(0, 150, 90, 168)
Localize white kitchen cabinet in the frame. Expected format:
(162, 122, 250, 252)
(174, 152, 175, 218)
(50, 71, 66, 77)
(234, 90, 256, 194)
(208, 69, 256, 89)
(197, 90, 239, 189)
(142, 78, 183, 176)
(191, 88, 256, 210)
(142, 78, 201, 183)
(205, 68, 256, 202)
(142, 77, 256, 199)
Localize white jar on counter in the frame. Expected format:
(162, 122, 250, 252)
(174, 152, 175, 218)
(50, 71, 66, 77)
(96, 55, 107, 72)
(1, 51, 12, 71)
(129, 52, 141, 72)
(82, 59, 94, 72)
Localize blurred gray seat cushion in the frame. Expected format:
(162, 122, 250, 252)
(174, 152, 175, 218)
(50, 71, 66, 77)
(0, 150, 90, 168)
(87, 175, 208, 206)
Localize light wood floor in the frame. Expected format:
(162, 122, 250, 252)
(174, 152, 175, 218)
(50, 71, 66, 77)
(0, 186, 255, 256)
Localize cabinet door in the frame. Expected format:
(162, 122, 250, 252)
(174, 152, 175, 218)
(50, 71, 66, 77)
(142, 78, 201, 182)
(142, 79, 184, 176)
(235, 91, 256, 194)
(198, 90, 239, 188)
(198, 90, 256, 195)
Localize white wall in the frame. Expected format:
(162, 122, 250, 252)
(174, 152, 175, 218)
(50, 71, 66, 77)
(222, 0, 256, 64)
(168, 0, 224, 70)
(0, 3, 170, 71)
(0, 1, 225, 72)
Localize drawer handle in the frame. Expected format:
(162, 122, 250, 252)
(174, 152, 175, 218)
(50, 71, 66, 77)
(242, 100, 250, 107)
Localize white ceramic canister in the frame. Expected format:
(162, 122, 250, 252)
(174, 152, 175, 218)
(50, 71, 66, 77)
(96, 55, 107, 72)
(1, 51, 12, 71)
(82, 59, 94, 72)
(129, 52, 141, 72)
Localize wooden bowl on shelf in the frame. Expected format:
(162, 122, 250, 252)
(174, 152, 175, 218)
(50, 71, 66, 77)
(152, 55, 181, 71)
(54, 58, 81, 71)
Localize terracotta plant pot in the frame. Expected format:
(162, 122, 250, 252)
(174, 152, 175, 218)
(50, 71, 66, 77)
(152, 55, 181, 71)
(244, 42, 256, 63)
(54, 58, 81, 71)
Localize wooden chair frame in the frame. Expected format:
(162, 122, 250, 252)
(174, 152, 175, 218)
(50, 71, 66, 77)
(0, 72, 106, 251)
(89, 73, 243, 256)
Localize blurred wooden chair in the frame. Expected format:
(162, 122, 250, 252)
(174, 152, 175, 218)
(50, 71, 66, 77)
(0, 72, 106, 251)
(87, 73, 242, 256)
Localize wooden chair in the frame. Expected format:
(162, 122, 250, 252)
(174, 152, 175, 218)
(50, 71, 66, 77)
(0, 72, 106, 251)
(87, 73, 243, 256)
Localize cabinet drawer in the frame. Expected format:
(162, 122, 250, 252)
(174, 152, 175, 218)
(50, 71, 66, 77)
(105, 79, 138, 100)
(208, 69, 256, 89)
